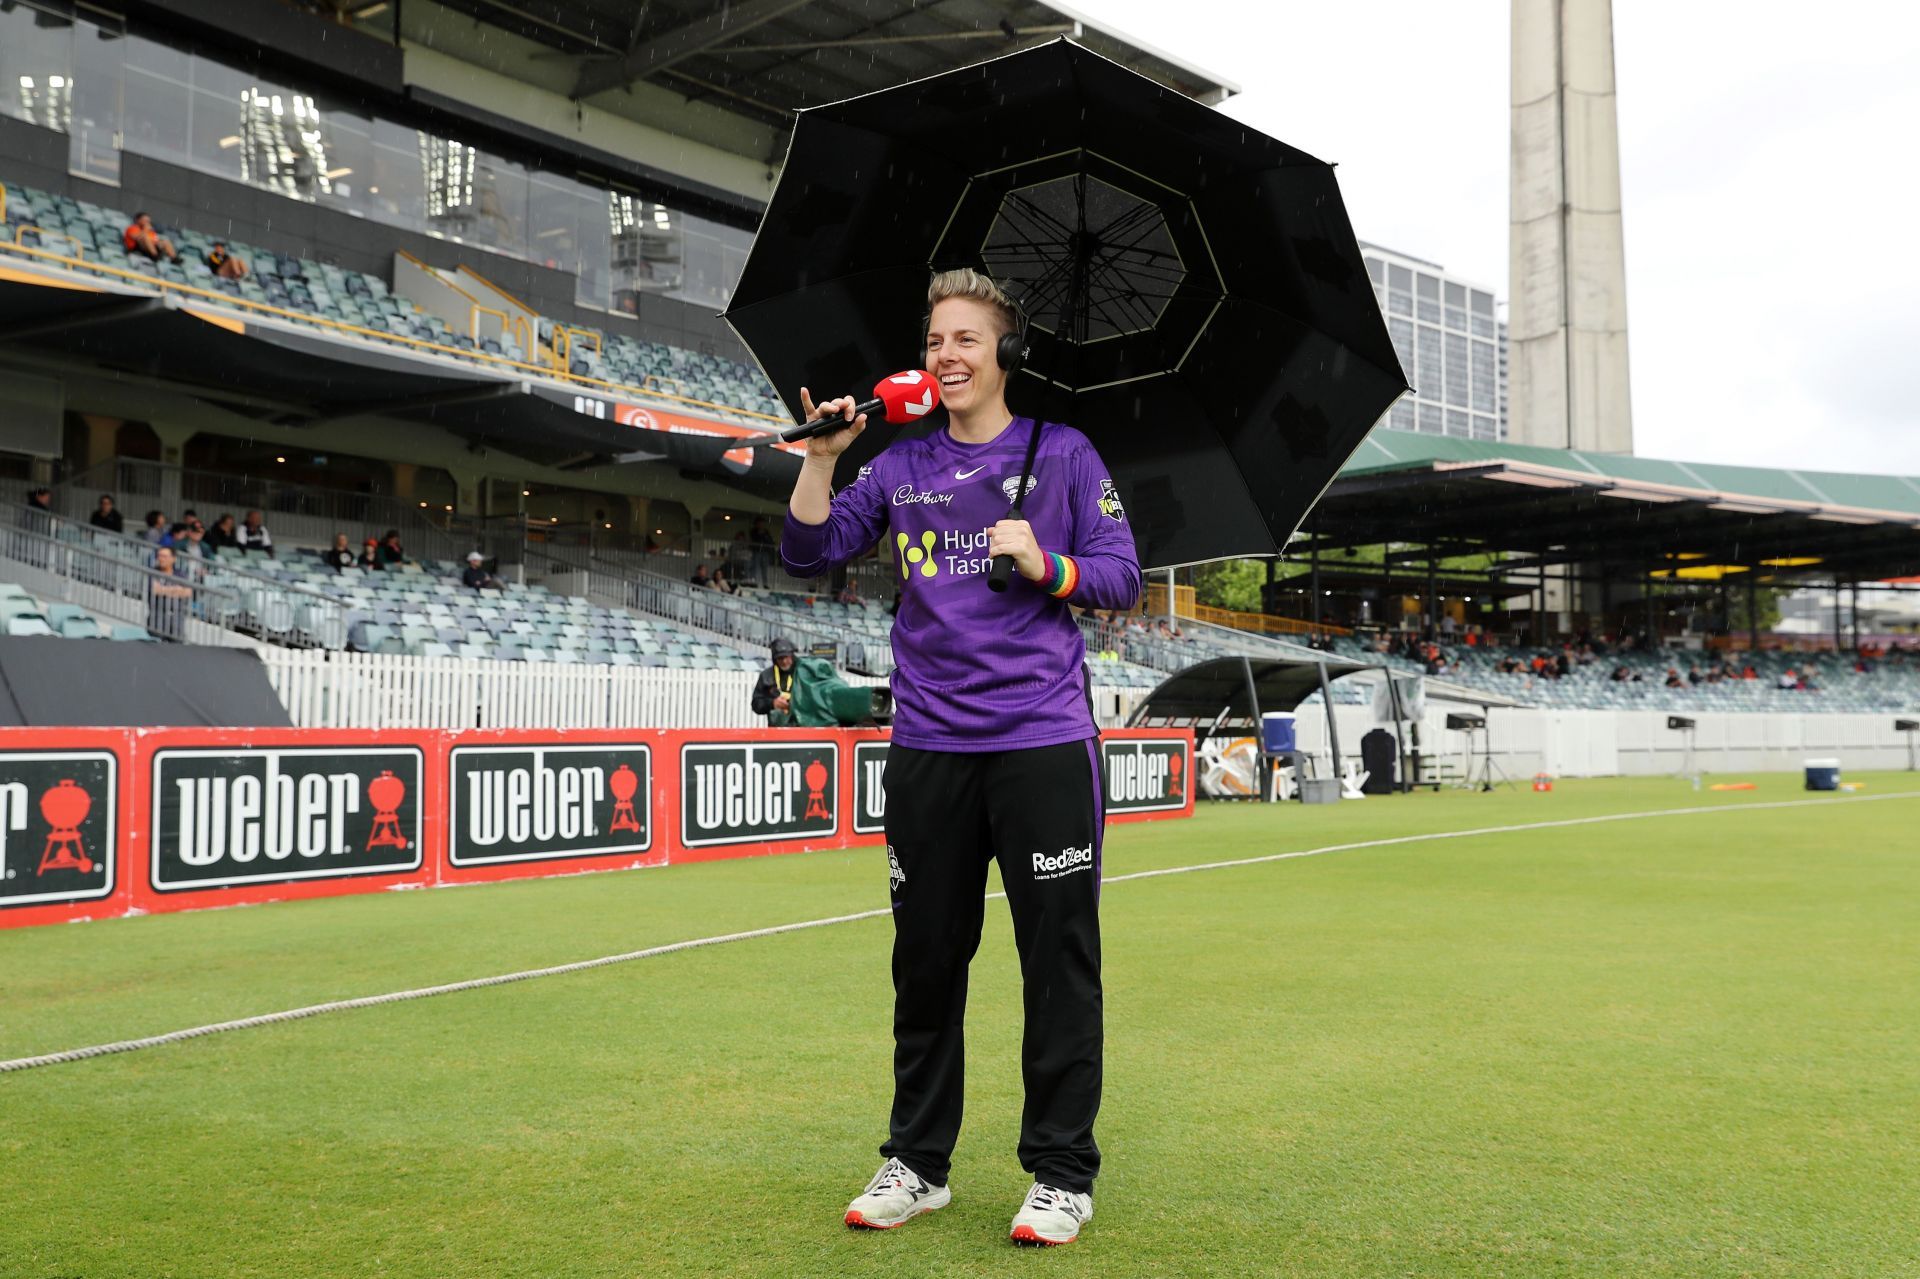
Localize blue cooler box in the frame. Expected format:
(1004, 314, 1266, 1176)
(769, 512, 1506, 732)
(1804, 758, 1840, 791)
(1261, 712, 1297, 754)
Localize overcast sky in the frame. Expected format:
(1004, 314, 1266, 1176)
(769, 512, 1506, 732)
(1079, 1, 1920, 477)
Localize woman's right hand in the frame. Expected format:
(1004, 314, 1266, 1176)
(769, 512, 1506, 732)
(798, 386, 867, 460)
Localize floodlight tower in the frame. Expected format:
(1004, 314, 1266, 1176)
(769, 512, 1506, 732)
(1509, 0, 1634, 455)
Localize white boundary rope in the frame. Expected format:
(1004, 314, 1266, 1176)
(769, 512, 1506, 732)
(5, 790, 1912, 1075)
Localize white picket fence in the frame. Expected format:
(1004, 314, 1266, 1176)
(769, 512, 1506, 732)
(257, 649, 1145, 731)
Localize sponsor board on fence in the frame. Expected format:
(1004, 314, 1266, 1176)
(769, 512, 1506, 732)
(1101, 736, 1190, 814)
(449, 744, 652, 865)
(0, 750, 118, 909)
(852, 741, 889, 835)
(149, 746, 425, 891)
(681, 740, 838, 847)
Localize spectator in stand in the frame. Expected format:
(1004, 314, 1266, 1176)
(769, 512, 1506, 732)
(90, 494, 124, 535)
(691, 563, 713, 589)
(143, 510, 171, 546)
(1778, 667, 1799, 691)
(461, 551, 501, 590)
(358, 538, 384, 572)
(752, 637, 800, 726)
(1687, 663, 1704, 685)
(205, 513, 240, 554)
(173, 522, 210, 571)
(146, 546, 193, 639)
(1664, 667, 1685, 688)
(711, 564, 739, 595)
(1610, 663, 1632, 683)
(205, 240, 248, 280)
(378, 529, 407, 565)
(123, 212, 182, 264)
(837, 579, 863, 606)
(238, 509, 274, 557)
(322, 533, 356, 571)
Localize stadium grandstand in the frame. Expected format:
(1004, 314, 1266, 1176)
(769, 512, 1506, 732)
(0, 0, 1917, 746)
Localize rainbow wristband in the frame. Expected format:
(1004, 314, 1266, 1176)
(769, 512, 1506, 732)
(1040, 551, 1079, 599)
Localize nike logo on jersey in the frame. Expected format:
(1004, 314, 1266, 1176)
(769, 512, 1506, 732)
(955, 465, 986, 480)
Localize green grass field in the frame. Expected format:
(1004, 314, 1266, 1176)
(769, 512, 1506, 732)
(4, 773, 1918, 1278)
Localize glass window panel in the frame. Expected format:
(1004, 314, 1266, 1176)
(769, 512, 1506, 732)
(465, 148, 527, 254)
(1415, 324, 1443, 398)
(184, 53, 247, 183)
(1444, 280, 1465, 306)
(120, 35, 191, 168)
(1417, 401, 1443, 434)
(1444, 305, 1466, 331)
(529, 171, 586, 276)
(1416, 272, 1439, 299)
(0, 3, 73, 133)
(1416, 297, 1440, 324)
(369, 117, 424, 232)
(573, 189, 610, 308)
(1469, 312, 1494, 338)
(313, 102, 377, 215)
(1387, 263, 1410, 290)
(1443, 331, 1469, 408)
(1388, 289, 1411, 316)
(1389, 398, 1415, 431)
(1387, 317, 1414, 379)
(610, 192, 683, 302)
(1445, 409, 1470, 437)
(1471, 289, 1493, 315)
(1471, 339, 1496, 412)
(1364, 256, 1384, 284)
(68, 15, 124, 184)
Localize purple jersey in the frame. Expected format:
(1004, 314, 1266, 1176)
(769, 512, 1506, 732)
(783, 418, 1142, 752)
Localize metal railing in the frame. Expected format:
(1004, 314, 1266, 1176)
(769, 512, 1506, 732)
(622, 569, 894, 675)
(0, 515, 246, 645)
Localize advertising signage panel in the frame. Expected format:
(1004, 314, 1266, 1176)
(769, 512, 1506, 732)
(449, 743, 653, 865)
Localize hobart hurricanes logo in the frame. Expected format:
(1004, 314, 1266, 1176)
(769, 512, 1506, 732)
(852, 742, 889, 835)
(151, 747, 423, 891)
(0, 751, 117, 909)
(681, 741, 837, 847)
(450, 744, 652, 865)
(1100, 738, 1189, 814)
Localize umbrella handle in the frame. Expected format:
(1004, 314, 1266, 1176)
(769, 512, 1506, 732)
(987, 552, 1016, 593)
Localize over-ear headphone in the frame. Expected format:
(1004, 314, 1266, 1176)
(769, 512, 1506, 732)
(924, 292, 1030, 373)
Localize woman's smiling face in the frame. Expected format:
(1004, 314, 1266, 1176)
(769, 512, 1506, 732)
(925, 296, 1008, 415)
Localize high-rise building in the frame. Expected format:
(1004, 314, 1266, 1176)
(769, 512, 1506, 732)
(1362, 242, 1508, 441)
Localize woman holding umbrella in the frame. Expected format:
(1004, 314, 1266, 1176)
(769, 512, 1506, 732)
(782, 268, 1141, 1246)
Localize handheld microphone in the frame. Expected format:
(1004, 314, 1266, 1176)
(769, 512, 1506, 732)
(782, 369, 941, 443)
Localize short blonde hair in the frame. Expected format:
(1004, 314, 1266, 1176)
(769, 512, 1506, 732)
(925, 267, 1019, 340)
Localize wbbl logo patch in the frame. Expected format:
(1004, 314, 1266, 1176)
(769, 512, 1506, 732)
(150, 747, 423, 891)
(0, 751, 117, 909)
(1097, 477, 1127, 523)
(1100, 739, 1188, 814)
(450, 744, 652, 865)
(681, 742, 838, 847)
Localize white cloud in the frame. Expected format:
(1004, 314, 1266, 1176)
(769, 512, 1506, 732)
(1075, 1, 1920, 474)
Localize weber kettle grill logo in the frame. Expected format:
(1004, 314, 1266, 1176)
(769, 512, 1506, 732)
(1100, 739, 1189, 814)
(681, 741, 838, 847)
(450, 744, 654, 866)
(0, 751, 117, 909)
(150, 747, 424, 892)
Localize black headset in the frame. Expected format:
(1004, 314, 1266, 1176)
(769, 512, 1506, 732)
(925, 290, 1029, 374)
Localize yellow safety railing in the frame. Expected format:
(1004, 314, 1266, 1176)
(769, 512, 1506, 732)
(5, 223, 84, 258)
(0, 181, 8, 225)
(1144, 580, 1349, 638)
(0, 237, 786, 425)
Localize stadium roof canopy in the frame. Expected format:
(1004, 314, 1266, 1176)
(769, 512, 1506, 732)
(1300, 430, 1920, 586)
(414, 0, 1239, 118)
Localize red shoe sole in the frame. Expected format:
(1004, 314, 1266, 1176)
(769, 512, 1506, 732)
(1010, 1224, 1077, 1246)
(846, 1208, 932, 1230)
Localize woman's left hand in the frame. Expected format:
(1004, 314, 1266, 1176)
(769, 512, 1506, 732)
(988, 519, 1047, 582)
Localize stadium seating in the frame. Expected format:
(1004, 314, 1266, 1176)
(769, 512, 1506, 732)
(0, 178, 786, 424)
(0, 580, 155, 642)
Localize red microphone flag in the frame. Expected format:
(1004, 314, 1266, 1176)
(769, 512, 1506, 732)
(871, 369, 941, 423)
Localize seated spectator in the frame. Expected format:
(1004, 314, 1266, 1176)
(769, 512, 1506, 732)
(322, 533, 356, 571)
(123, 212, 181, 264)
(711, 565, 739, 595)
(1664, 667, 1684, 688)
(378, 529, 407, 565)
(1778, 668, 1799, 691)
(358, 538, 384, 572)
(691, 563, 712, 589)
(1610, 664, 1632, 682)
(238, 509, 274, 557)
(1687, 664, 1703, 685)
(205, 513, 240, 553)
(143, 510, 171, 546)
(205, 240, 248, 280)
(173, 522, 211, 570)
(89, 494, 124, 535)
(20, 486, 52, 530)
(836, 580, 862, 606)
(461, 551, 501, 591)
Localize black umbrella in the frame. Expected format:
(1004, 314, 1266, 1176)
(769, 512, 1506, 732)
(723, 38, 1407, 571)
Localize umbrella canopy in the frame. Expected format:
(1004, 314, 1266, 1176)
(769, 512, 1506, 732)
(724, 38, 1407, 570)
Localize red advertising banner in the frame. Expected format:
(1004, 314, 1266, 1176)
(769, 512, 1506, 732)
(613, 401, 805, 472)
(0, 726, 1194, 929)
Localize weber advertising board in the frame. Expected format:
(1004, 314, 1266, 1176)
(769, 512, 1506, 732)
(0, 750, 117, 909)
(449, 744, 652, 865)
(851, 741, 888, 835)
(1101, 737, 1190, 814)
(681, 740, 838, 847)
(150, 746, 424, 891)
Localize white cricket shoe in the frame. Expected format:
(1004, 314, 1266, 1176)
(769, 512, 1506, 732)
(1008, 1182, 1093, 1246)
(844, 1157, 951, 1229)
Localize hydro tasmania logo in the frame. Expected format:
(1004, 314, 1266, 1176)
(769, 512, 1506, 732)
(681, 741, 838, 847)
(1100, 738, 1190, 814)
(450, 744, 652, 866)
(150, 746, 423, 892)
(0, 750, 117, 909)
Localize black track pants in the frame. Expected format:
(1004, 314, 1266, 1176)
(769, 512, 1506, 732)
(879, 738, 1104, 1194)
